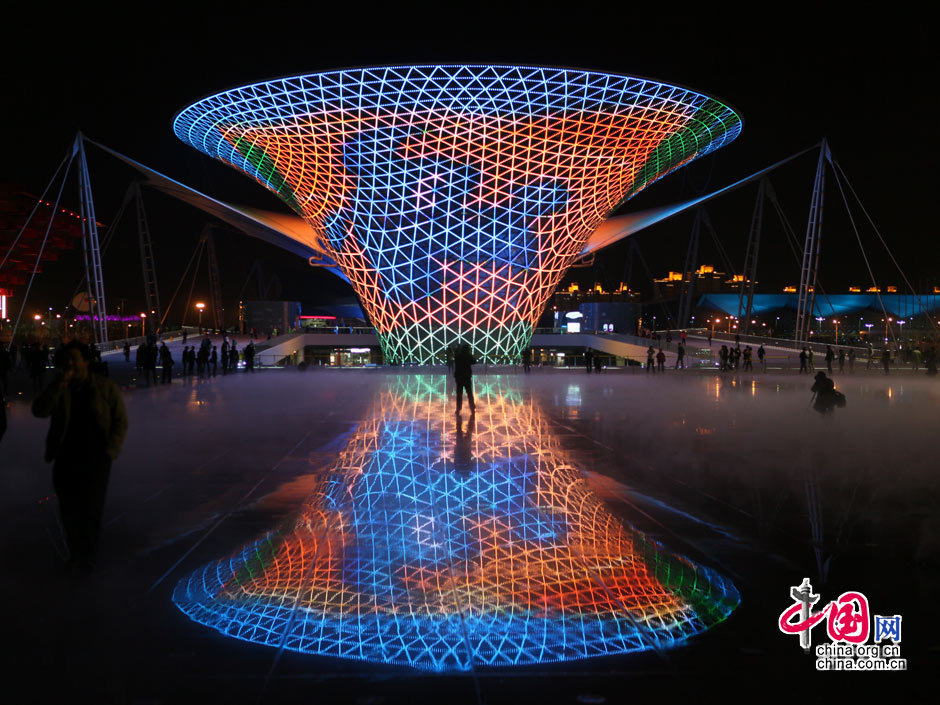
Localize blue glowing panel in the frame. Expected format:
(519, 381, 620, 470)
(173, 377, 739, 671)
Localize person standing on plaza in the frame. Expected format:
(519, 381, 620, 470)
(656, 348, 666, 373)
(675, 342, 685, 370)
(838, 348, 846, 373)
(848, 348, 856, 373)
(147, 342, 159, 385)
(825, 345, 834, 374)
(160, 342, 174, 384)
(123, 341, 130, 363)
(646, 345, 655, 374)
(584, 349, 593, 374)
(521, 347, 531, 373)
(453, 343, 475, 415)
(221, 339, 230, 375)
(799, 347, 808, 374)
(743, 345, 753, 372)
(211, 345, 218, 376)
(882, 347, 891, 375)
(245, 341, 256, 372)
(808, 348, 815, 372)
(32, 341, 127, 574)
(0, 343, 10, 397)
(912, 346, 922, 373)
(757, 343, 766, 372)
(229, 341, 239, 372)
(719, 344, 729, 371)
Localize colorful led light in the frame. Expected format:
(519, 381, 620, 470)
(175, 66, 741, 362)
(173, 376, 739, 670)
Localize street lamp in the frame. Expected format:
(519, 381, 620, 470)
(140, 312, 147, 337)
(832, 318, 839, 343)
(196, 302, 206, 332)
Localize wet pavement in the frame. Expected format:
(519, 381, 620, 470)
(2, 366, 936, 702)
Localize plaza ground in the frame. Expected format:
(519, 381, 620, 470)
(2, 365, 937, 703)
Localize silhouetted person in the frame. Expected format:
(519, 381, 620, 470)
(758, 344, 766, 371)
(594, 354, 602, 373)
(135, 343, 145, 375)
(123, 341, 130, 362)
(446, 344, 455, 373)
(229, 342, 239, 372)
(811, 371, 845, 415)
(211, 346, 218, 376)
(521, 347, 531, 373)
(160, 343, 174, 384)
(646, 346, 655, 374)
(656, 348, 665, 373)
(675, 343, 685, 369)
(838, 348, 846, 373)
(743, 345, 753, 371)
(924, 346, 938, 376)
(453, 343, 475, 414)
(825, 345, 834, 374)
(799, 347, 808, 374)
(0, 343, 9, 396)
(585, 349, 593, 374)
(848, 348, 856, 373)
(221, 340, 230, 375)
(32, 341, 127, 574)
(197, 345, 209, 378)
(147, 343, 159, 385)
(245, 341, 256, 372)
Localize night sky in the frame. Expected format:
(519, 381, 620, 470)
(4, 6, 936, 321)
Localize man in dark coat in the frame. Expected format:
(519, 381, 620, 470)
(32, 341, 128, 573)
(453, 343, 475, 415)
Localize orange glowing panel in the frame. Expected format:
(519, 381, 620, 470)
(175, 66, 741, 362)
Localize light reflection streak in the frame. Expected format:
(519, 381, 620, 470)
(173, 376, 739, 670)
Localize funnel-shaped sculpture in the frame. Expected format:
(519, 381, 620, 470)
(173, 376, 739, 670)
(175, 66, 741, 362)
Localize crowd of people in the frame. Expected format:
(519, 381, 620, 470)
(132, 334, 257, 384)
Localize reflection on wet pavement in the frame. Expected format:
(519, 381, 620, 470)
(173, 376, 739, 670)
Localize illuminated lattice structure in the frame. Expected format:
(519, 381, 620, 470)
(174, 66, 741, 362)
(173, 377, 739, 670)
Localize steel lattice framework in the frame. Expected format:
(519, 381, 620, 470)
(173, 376, 739, 670)
(174, 66, 741, 362)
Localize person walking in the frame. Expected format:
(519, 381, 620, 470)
(757, 343, 766, 372)
(656, 348, 666, 373)
(825, 345, 835, 374)
(912, 346, 922, 373)
(453, 343, 475, 414)
(675, 343, 685, 370)
(743, 345, 753, 371)
(808, 348, 815, 372)
(32, 341, 128, 574)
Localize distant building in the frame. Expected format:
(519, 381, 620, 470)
(244, 301, 301, 336)
(652, 265, 752, 301)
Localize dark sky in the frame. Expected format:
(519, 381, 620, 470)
(4, 5, 936, 319)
